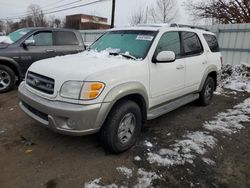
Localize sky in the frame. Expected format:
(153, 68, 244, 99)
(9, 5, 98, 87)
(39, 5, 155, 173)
(0, 0, 196, 26)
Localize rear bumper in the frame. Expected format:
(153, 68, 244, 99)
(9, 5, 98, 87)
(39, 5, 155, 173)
(18, 82, 110, 136)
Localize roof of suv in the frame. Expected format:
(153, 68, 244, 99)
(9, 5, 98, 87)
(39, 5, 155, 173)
(111, 23, 214, 35)
(22, 27, 78, 32)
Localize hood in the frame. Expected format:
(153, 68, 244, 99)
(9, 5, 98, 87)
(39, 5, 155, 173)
(29, 51, 136, 81)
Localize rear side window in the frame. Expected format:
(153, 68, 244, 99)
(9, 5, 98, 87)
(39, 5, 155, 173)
(182, 32, 203, 56)
(54, 31, 78, 45)
(203, 34, 220, 52)
(155, 31, 181, 58)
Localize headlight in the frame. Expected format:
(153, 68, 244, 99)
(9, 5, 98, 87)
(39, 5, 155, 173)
(60, 81, 105, 100)
(60, 81, 83, 99)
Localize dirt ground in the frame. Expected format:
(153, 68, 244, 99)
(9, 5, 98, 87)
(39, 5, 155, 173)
(0, 89, 250, 188)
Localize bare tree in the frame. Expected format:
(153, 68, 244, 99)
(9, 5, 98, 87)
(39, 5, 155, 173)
(130, 9, 146, 26)
(149, 0, 179, 23)
(27, 4, 47, 27)
(188, 0, 250, 24)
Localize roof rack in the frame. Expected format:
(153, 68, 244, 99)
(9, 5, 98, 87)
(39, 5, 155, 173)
(170, 23, 209, 31)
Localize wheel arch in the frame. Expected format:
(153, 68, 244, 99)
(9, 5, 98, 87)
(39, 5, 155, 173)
(199, 65, 218, 92)
(0, 57, 22, 82)
(96, 82, 149, 129)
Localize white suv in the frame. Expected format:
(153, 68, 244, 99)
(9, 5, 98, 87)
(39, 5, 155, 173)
(18, 24, 222, 153)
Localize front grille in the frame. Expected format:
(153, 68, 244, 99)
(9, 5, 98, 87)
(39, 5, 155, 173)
(26, 71, 54, 94)
(22, 102, 48, 122)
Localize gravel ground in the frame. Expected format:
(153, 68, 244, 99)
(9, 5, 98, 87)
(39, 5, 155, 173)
(0, 89, 250, 188)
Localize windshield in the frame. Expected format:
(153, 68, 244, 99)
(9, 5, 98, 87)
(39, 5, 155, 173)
(89, 30, 157, 59)
(8, 28, 31, 43)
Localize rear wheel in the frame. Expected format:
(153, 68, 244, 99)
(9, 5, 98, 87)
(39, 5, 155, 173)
(100, 100, 142, 153)
(198, 76, 215, 106)
(0, 65, 15, 93)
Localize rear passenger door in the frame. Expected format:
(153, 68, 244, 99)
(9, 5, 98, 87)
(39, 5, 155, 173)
(181, 31, 207, 92)
(53, 31, 83, 56)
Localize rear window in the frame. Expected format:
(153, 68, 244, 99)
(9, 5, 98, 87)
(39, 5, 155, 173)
(182, 32, 203, 56)
(54, 31, 78, 45)
(203, 34, 220, 52)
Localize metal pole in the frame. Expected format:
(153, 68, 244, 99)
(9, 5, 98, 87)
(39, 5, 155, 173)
(111, 0, 115, 28)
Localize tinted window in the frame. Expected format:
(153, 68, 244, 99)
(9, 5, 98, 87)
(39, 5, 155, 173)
(155, 31, 181, 57)
(182, 32, 203, 56)
(28, 32, 53, 46)
(54, 31, 78, 45)
(203, 34, 219, 52)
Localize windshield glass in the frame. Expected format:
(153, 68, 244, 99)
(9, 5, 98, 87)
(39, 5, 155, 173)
(8, 28, 31, 42)
(89, 30, 157, 59)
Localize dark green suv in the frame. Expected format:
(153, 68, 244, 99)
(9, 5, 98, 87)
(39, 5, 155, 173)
(0, 27, 85, 93)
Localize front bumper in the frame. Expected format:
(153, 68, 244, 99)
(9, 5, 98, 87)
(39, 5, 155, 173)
(18, 82, 110, 136)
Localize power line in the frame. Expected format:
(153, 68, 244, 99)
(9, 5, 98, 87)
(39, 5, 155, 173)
(1, 0, 108, 20)
(1, 0, 84, 20)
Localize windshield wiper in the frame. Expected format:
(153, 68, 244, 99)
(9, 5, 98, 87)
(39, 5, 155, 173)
(109, 52, 137, 60)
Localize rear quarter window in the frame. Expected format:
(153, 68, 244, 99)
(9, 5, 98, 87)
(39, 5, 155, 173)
(203, 34, 220, 52)
(182, 32, 203, 56)
(54, 31, 79, 45)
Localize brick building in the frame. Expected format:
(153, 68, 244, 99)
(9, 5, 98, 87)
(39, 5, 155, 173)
(65, 14, 110, 30)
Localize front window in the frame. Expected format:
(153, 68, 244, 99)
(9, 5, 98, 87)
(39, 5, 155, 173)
(89, 30, 157, 60)
(8, 28, 31, 43)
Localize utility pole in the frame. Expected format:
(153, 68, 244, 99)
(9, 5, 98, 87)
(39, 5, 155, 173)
(111, 0, 115, 28)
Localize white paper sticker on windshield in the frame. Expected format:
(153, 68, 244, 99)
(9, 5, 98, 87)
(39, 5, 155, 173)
(136, 35, 154, 41)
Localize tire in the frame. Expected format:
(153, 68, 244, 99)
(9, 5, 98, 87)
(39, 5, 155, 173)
(198, 76, 215, 106)
(100, 100, 142, 153)
(0, 65, 15, 93)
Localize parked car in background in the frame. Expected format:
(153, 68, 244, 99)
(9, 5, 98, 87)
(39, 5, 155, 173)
(0, 32, 5, 36)
(18, 24, 222, 153)
(0, 28, 85, 93)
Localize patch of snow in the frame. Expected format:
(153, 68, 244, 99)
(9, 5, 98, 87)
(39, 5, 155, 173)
(147, 132, 217, 167)
(116, 166, 133, 178)
(134, 156, 141, 161)
(0, 128, 6, 135)
(204, 98, 250, 134)
(0, 36, 13, 44)
(145, 140, 153, 147)
(220, 63, 250, 93)
(84, 178, 119, 188)
(202, 157, 216, 166)
(135, 168, 160, 188)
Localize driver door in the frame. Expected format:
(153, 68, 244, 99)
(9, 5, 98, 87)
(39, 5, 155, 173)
(19, 31, 55, 74)
(149, 31, 185, 105)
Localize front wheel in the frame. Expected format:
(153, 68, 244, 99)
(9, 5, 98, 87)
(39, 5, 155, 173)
(198, 76, 215, 106)
(0, 65, 15, 93)
(100, 100, 142, 153)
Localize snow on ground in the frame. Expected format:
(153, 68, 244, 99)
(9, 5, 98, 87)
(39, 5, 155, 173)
(147, 97, 250, 168)
(0, 128, 6, 135)
(144, 140, 153, 147)
(116, 166, 133, 179)
(135, 169, 160, 188)
(147, 132, 217, 167)
(218, 63, 250, 94)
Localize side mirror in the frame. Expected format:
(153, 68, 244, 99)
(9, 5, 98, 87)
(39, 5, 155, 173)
(154, 51, 176, 63)
(23, 39, 35, 47)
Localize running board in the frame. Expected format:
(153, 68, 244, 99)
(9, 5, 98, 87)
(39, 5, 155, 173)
(147, 93, 199, 120)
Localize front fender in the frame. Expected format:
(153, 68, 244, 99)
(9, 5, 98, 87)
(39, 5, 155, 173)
(94, 82, 149, 129)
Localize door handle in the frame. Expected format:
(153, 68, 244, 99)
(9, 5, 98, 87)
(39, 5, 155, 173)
(46, 49, 55, 53)
(176, 65, 184, 70)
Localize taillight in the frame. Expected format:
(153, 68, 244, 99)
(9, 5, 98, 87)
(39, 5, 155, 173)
(220, 56, 224, 65)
